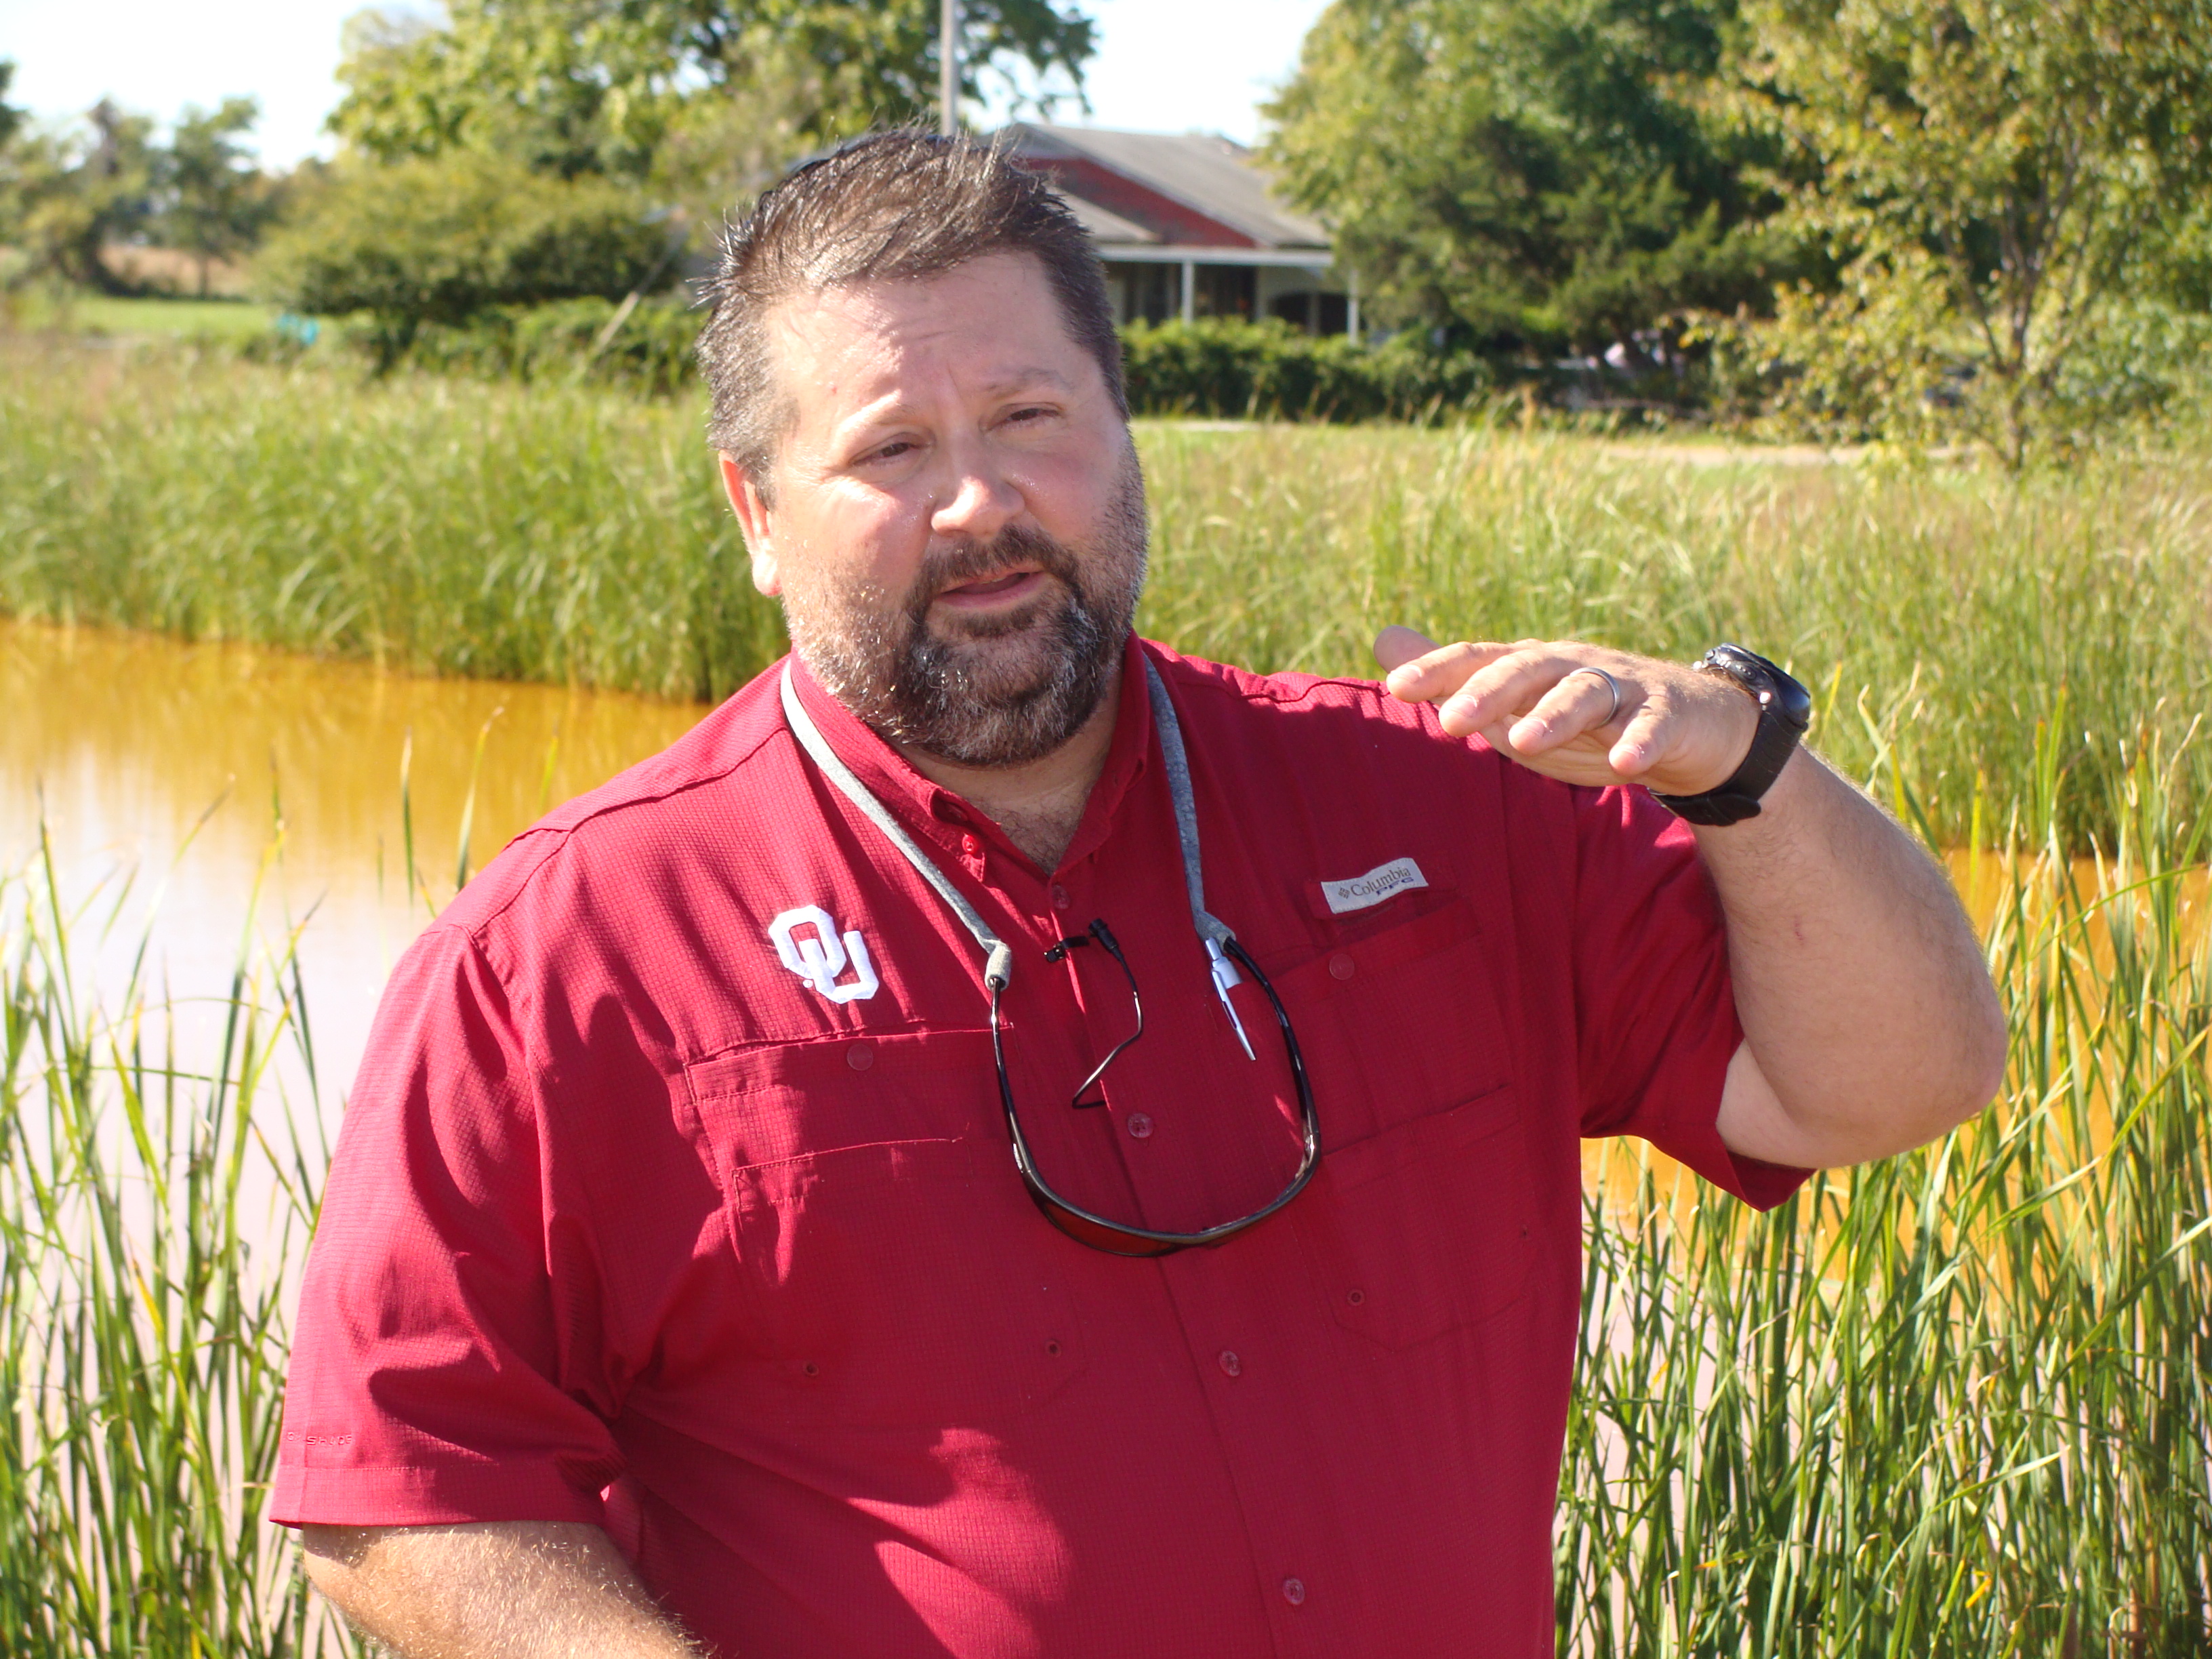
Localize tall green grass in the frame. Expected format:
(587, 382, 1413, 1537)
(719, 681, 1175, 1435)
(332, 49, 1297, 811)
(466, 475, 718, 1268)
(5, 342, 2209, 847)
(1136, 424, 2212, 855)
(0, 830, 350, 1655)
(0, 340, 779, 702)
(1561, 724, 2212, 1655)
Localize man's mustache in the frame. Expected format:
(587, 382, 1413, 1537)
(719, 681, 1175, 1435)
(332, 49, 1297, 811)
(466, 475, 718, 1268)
(909, 527, 1078, 618)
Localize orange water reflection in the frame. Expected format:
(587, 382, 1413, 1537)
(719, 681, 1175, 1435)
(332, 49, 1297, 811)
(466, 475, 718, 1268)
(0, 619, 704, 1128)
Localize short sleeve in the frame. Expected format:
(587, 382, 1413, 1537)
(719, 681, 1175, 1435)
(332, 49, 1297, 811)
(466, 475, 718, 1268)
(1572, 783, 1808, 1211)
(271, 922, 621, 1528)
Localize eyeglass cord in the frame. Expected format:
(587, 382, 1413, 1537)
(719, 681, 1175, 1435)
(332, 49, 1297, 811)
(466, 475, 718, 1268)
(779, 655, 1255, 1056)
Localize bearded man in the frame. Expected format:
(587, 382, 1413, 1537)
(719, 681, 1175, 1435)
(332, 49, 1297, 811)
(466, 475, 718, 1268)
(274, 133, 2005, 1658)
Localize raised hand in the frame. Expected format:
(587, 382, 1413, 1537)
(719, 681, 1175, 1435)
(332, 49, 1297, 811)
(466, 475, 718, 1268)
(1373, 626, 1759, 798)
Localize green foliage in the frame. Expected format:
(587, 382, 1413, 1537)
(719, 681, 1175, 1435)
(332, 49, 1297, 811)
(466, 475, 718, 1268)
(157, 97, 277, 298)
(1729, 0, 2212, 464)
(0, 100, 164, 293)
(0, 90, 282, 298)
(256, 152, 671, 352)
(318, 294, 707, 396)
(1263, 0, 2212, 453)
(8, 345, 2212, 850)
(0, 342, 781, 702)
(1263, 0, 1789, 354)
(262, 304, 1496, 421)
(1133, 422, 2212, 854)
(0, 851, 342, 1655)
(0, 60, 23, 153)
(6, 291, 280, 339)
(1119, 318, 1494, 422)
(2151, 197, 2212, 313)
(331, 0, 1097, 182)
(1565, 740, 2212, 1650)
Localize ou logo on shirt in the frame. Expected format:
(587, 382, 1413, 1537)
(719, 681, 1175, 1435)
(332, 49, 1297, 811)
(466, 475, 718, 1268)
(768, 906, 881, 1004)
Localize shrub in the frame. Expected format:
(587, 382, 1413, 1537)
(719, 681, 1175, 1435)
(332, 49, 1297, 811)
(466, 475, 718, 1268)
(272, 304, 1500, 422)
(336, 295, 701, 395)
(1118, 318, 1494, 422)
(256, 152, 669, 360)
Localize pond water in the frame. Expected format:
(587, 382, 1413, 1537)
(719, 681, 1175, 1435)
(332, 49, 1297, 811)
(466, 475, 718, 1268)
(10, 616, 2188, 1188)
(0, 618, 705, 1130)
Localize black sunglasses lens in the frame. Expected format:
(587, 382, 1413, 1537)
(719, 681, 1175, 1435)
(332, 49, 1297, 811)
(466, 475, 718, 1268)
(1032, 1192, 1186, 1257)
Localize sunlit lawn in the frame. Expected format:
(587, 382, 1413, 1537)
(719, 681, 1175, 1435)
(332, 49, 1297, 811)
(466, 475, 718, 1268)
(3, 286, 280, 338)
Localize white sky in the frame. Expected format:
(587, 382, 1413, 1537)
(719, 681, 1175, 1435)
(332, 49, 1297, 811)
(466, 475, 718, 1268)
(0, 0, 1333, 167)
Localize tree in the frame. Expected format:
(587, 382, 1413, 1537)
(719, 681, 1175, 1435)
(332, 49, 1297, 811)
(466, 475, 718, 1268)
(159, 97, 274, 296)
(1732, 0, 2212, 462)
(329, 0, 1097, 182)
(0, 60, 24, 153)
(3, 99, 164, 293)
(1262, 0, 1789, 356)
(0, 60, 26, 261)
(256, 149, 670, 353)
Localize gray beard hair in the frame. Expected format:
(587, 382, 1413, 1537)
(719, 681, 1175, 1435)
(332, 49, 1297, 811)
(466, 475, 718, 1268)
(783, 457, 1149, 769)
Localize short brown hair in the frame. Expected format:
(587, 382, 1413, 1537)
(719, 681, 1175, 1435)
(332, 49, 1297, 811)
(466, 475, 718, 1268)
(697, 129, 1127, 488)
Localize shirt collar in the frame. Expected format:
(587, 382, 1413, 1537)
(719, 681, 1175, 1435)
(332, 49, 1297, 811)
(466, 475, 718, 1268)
(783, 633, 1157, 876)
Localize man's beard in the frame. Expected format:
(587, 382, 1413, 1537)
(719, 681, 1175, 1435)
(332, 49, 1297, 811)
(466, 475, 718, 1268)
(781, 450, 1149, 769)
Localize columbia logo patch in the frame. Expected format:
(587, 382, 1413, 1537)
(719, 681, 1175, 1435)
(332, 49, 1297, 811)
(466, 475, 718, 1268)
(769, 906, 880, 1004)
(1318, 857, 1428, 915)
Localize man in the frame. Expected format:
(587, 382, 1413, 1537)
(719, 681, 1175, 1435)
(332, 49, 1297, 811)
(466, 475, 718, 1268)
(275, 132, 2003, 1657)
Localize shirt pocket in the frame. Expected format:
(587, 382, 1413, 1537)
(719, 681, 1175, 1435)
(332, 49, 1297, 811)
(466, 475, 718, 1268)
(683, 1029, 1085, 1429)
(1291, 1086, 1536, 1349)
(1267, 895, 1534, 1347)
(1271, 894, 1515, 1147)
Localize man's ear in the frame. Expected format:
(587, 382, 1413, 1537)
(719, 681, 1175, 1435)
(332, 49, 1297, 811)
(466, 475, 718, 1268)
(718, 452, 781, 596)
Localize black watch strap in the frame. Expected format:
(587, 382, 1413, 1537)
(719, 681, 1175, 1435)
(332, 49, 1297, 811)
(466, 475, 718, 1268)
(1647, 645, 1812, 827)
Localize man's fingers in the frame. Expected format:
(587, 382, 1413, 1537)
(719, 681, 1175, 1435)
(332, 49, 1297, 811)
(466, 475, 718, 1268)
(1380, 628, 1757, 792)
(1380, 635, 1528, 703)
(1607, 700, 1673, 779)
(1435, 647, 1602, 737)
(1505, 668, 1627, 756)
(1372, 626, 1438, 676)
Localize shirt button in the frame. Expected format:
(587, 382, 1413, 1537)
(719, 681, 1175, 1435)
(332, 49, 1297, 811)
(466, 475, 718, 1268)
(846, 1044, 874, 1071)
(962, 834, 982, 858)
(1282, 1577, 1306, 1606)
(1218, 1349, 1241, 1377)
(1126, 1113, 1154, 1139)
(1328, 951, 1355, 981)
(1050, 883, 1071, 910)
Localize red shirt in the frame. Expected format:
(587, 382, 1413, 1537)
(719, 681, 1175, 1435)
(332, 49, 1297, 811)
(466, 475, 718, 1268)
(274, 637, 1803, 1657)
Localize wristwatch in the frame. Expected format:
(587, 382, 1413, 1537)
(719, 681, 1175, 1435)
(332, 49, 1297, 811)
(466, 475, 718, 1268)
(1647, 645, 1812, 826)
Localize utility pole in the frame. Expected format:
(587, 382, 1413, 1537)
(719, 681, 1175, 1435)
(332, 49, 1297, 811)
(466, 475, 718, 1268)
(939, 0, 959, 135)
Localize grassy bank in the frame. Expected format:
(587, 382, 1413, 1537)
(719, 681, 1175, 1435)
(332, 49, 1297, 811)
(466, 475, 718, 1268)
(0, 844, 344, 1655)
(3, 741, 2203, 1655)
(1, 290, 281, 340)
(4, 340, 2211, 847)
(1562, 740, 2212, 1653)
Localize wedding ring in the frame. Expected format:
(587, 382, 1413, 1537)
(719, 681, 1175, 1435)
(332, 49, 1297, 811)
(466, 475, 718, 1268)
(1565, 666, 1622, 725)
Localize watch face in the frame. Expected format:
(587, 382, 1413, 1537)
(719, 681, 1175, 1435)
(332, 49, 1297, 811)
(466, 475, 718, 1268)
(1706, 644, 1812, 731)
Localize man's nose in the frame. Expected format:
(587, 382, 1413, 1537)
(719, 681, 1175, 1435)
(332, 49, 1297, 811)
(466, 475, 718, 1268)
(930, 441, 1024, 544)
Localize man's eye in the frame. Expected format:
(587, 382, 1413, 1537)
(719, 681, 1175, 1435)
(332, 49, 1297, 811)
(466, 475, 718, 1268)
(867, 440, 916, 462)
(1004, 405, 1056, 426)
